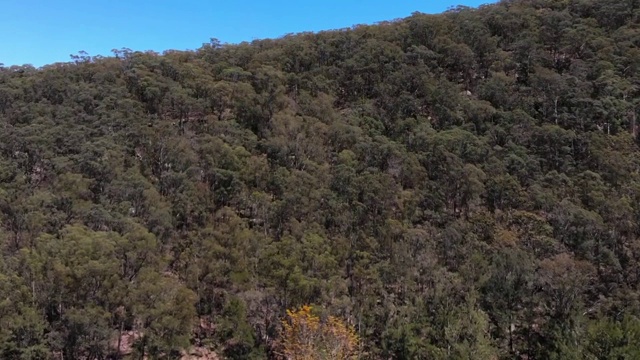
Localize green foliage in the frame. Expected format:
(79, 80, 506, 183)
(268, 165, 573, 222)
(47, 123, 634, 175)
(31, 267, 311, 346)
(2, 0, 640, 357)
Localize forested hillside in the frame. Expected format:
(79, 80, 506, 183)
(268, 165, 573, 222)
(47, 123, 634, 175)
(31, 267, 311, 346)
(2, 0, 640, 358)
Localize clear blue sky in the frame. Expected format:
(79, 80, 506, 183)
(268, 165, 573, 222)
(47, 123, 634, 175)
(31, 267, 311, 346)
(1, 0, 493, 67)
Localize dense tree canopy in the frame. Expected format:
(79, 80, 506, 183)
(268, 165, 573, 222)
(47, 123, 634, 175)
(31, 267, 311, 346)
(2, 0, 640, 358)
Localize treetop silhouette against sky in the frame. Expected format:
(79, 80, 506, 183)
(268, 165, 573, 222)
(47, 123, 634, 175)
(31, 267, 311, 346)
(0, 0, 491, 67)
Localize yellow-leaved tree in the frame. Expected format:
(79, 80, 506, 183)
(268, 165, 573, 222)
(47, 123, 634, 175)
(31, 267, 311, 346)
(277, 305, 359, 359)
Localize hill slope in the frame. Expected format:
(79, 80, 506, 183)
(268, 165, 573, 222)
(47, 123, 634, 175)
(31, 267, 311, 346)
(2, 0, 640, 358)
